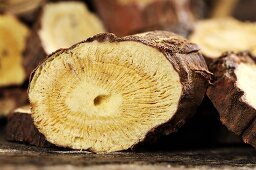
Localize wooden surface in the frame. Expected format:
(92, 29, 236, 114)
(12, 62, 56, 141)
(1, 121, 256, 169)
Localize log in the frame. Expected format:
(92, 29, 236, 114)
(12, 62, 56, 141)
(207, 51, 256, 148)
(28, 31, 210, 153)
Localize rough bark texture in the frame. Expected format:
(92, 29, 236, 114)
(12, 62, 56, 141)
(207, 51, 256, 148)
(5, 106, 51, 147)
(29, 31, 211, 149)
(94, 0, 194, 37)
(119, 31, 211, 137)
(0, 87, 28, 116)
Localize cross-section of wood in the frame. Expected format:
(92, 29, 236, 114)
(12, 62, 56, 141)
(23, 1, 105, 78)
(189, 18, 256, 64)
(94, 0, 194, 36)
(5, 105, 51, 147)
(207, 52, 256, 148)
(28, 31, 210, 153)
(0, 14, 29, 87)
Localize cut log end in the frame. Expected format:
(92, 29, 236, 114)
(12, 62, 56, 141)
(5, 105, 51, 147)
(28, 31, 210, 153)
(29, 37, 182, 152)
(189, 18, 256, 63)
(207, 51, 256, 148)
(39, 1, 105, 54)
(0, 14, 29, 87)
(23, 1, 105, 79)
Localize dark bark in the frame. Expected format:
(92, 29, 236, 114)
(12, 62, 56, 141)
(94, 0, 194, 37)
(5, 106, 51, 147)
(207, 51, 256, 148)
